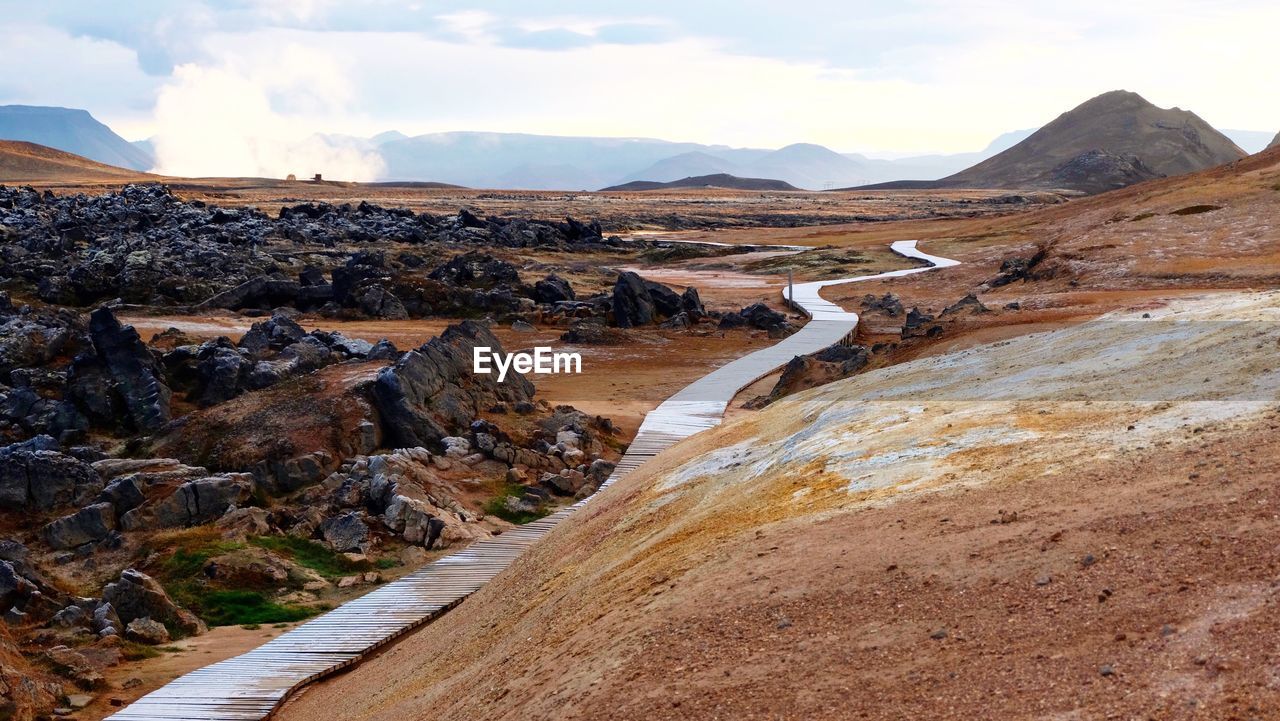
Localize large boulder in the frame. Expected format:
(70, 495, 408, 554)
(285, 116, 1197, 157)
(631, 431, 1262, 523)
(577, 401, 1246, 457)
(88, 307, 171, 432)
(680, 286, 706, 319)
(373, 321, 535, 448)
(0, 442, 101, 511)
(40, 503, 116, 550)
(124, 617, 171, 645)
(611, 272, 656, 328)
(532, 274, 575, 304)
(102, 569, 205, 636)
(122, 474, 253, 530)
(320, 512, 369, 554)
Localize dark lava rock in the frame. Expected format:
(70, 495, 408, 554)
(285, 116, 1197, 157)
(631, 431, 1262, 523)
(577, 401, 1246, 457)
(560, 319, 625, 345)
(680, 287, 706, 319)
(532, 274, 575, 304)
(941, 293, 992, 317)
(612, 271, 656, 328)
(373, 321, 535, 448)
(860, 293, 904, 316)
(428, 253, 519, 289)
(0, 442, 101, 510)
(88, 307, 171, 432)
(901, 307, 942, 339)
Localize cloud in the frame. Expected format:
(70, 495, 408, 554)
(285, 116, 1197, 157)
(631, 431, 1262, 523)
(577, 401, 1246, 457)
(148, 43, 383, 180)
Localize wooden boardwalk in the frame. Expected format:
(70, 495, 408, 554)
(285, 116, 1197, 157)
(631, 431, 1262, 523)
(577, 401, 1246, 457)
(107, 240, 958, 721)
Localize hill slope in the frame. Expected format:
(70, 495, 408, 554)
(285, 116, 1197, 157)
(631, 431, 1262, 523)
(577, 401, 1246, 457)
(941, 90, 1246, 193)
(0, 140, 154, 183)
(275, 146, 1280, 721)
(601, 173, 799, 192)
(1269, 131, 1279, 151)
(0, 105, 153, 171)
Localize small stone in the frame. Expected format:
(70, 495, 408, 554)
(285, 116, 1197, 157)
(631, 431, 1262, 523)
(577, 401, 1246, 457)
(1099, 664, 1115, 677)
(930, 628, 948, 640)
(1081, 553, 1097, 567)
(1160, 624, 1177, 637)
(336, 576, 359, 588)
(66, 694, 94, 709)
(122, 677, 143, 689)
(776, 617, 792, 629)
(125, 617, 171, 645)
(1035, 575, 1052, 587)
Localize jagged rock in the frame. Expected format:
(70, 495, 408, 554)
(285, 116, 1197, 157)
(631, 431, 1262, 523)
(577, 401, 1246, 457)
(726, 303, 790, 334)
(681, 286, 706, 319)
(902, 308, 942, 339)
(40, 503, 116, 550)
(320, 512, 369, 553)
(92, 603, 121, 637)
(239, 314, 306, 359)
(373, 321, 534, 448)
(123, 474, 253, 530)
(428, 253, 519, 288)
(510, 320, 536, 333)
(660, 312, 691, 329)
(0, 443, 101, 510)
(611, 271, 655, 328)
(124, 617, 170, 645)
(587, 459, 616, 483)
(560, 318, 624, 344)
(532, 274, 575, 305)
(189, 343, 253, 406)
(102, 569, 204, 635)
(860, 293, 904, 316)
(941, 293, 992, 317)
(366, 339, 400, 360)
(356, 284, 409, 320)
(990, 249, 1049, 287)
(87, 307, 171, 432)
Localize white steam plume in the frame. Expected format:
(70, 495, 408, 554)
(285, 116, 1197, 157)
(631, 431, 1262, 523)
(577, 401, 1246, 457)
(149, 44, 384, 181)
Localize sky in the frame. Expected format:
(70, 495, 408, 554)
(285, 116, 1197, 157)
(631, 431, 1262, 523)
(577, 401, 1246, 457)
(2, 1, 1277, 177)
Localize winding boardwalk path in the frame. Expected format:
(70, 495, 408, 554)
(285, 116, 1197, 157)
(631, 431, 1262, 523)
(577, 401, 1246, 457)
(108, 240, 959, 721)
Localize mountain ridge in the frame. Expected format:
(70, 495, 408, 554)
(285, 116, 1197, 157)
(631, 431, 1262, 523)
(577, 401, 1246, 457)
(939, 90, 1246, 193)
(0, 105, 153, 171)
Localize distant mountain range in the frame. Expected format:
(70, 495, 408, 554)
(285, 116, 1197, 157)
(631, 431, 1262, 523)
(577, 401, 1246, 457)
(601, 173, 799, 192)
(0, 106, 153, 171)
(0, 101, 1273, 192)
(934, 90, 1247, 194)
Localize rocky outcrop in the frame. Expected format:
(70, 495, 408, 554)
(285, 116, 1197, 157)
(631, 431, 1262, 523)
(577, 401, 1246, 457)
(751, 344, 872, 407)
(101, 568, 205, 636)
(121, 474, 253, 530)
(88, 307, 171, 432)
(611, 272, 656, 328)
(901, 308, 941, 339)
(0, 441, 101, 510)
(428, 253, 520, 288)
(40, 502, 115, 550)
(532, 274, 575, 304)
(373, 321, 535, 448)
(720, 303, 793, 336)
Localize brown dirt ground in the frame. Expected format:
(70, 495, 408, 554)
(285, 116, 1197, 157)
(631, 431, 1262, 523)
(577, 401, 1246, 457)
(274, 290, 1280, 721)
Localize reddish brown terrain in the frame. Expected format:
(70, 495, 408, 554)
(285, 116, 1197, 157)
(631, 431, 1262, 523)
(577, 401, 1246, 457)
(1, 142, 1277, 720)
(269, 150, 1280, 721)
